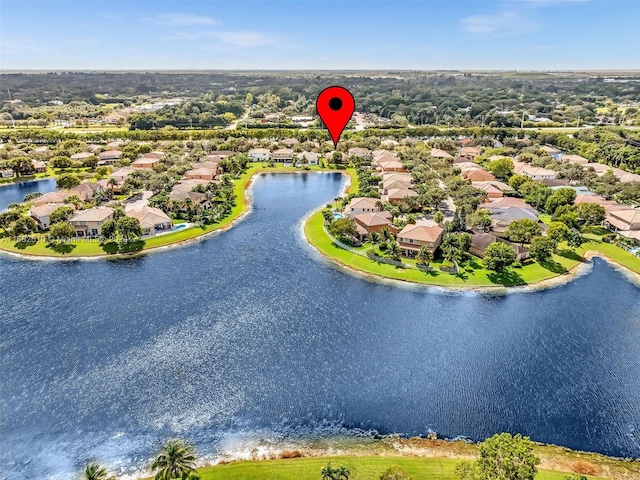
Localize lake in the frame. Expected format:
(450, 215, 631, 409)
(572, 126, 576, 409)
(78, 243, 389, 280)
(1, 172, 640, 479)
(0, 178, 57, 211)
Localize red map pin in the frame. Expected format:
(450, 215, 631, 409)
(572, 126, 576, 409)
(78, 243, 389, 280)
(316, 86, 355, 147)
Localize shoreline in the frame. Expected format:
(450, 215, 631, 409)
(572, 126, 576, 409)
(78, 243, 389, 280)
(0, 168, 344, 262)
(302, 207, 600, 294)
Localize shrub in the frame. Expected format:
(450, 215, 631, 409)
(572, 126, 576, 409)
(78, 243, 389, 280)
(380, 466, 411, 480)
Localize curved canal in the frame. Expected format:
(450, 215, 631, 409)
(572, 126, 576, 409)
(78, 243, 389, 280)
(1, 172, 640, 479)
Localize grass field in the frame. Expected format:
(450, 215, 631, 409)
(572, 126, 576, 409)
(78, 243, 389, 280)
(174, 456, 610, 480)
(0, 163, 357, 258)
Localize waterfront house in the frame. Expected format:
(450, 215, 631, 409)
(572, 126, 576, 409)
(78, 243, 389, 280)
(248, 148, 271, 161)
(29, 203, 72, 230)
(272, 148, 294, 162)
(69, 207, 114, 237)
(68, 182, 102, 202)
(397, 224, 444, 256)
(606, 209, 640, 234)
(470, 232, 530, 261)
(169, 190, 210, 208)
(1, 168, 15, 178)
(345, 197, 381, 218)
(353, 211, 395, 235)
(126, 206, 172, 236)
(298, 151, 319, 165)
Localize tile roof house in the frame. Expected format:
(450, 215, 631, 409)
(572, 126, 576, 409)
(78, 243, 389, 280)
(69, 207, 114, 237)
(98, 150, 122, 165)
(513, 161, 557, 180)
(459, 146, 482, 159)
(1, 168, 15, 179)
(377, 159, 406, 173)
(126, 206, 173, 235)
(248, 148, 271, 161)
(345, 197, 381, 218)
(272, 148, 294, 162)
(484, 197, 536, 211)
(470, 232, 530, 261)
(397, 224, 444, 256)
(282, 138, 299, 148)
(32, 160, 47, 173)
(472, 181, 504, 199)
(33, 190, 75, 206)
(298, 151, 319, 165)
(560, 154, 590, 165)
(463, 169, 495, 182)
(384, 188, 419, 204)
(606, 209, 640, 233)
(29, 203, 72, 230)
(70, 152, 94, 161)
(184, 168, 217, 181)
(348, 147, 372, 158)
(353, 211, 396, 237)
(430, 148, 453, 159)
(131, 157, 160, 169)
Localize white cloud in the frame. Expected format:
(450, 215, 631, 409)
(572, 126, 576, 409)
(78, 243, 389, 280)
(461, 11, 538, 35)
(149, 14, 219, 26)
(167, 30, 276, 47)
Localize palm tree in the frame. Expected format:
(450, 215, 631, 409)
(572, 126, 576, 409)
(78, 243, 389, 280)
(388, 240, 401, 260)
(335, 465, 350, 480)
(416, 245, 433, 265)
(84, 463, 108, 480)
(380, 226, 391, 242)
(151, 439, 197, 480)
(369, 231, 381, 253)
(321, 463, 337, 480)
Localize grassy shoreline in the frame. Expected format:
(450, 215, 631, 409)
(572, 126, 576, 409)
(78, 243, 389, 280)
(142, 436, 640, 480)
(0, 164, 357, 259)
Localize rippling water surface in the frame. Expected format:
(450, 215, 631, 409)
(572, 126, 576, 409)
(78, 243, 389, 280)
(1, 172, 640, 479)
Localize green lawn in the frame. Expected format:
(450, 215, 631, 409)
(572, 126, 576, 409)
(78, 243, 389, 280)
(190, 456, 607, 480)
(305, 210, 585, 288)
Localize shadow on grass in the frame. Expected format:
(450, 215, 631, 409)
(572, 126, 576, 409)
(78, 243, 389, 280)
(540, 259, 568, 274)
(558, 249, 582, 262)
(46, 242, 76, 254)
(100, 240, 145, 255)
(487, 269, 526, 286)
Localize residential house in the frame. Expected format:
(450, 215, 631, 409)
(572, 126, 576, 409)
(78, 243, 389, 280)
(456, 162, 484, 172)
(70, 152, 94, 162)
(131, 157, 160, 169)
(69, 182, 102, 202)
(459, 146, 482, 160)
(384, 188, 419, 204)
(484, 196, 537, 211)
(381, 179, 413, 194)
(272, 148, 294, 162)
(298, 151, 319, 165)
(126, 206, 172, 236)
(1, 168, 15, 178)
(282, 138, 299, 148)
(430, 148, 453, 159)
(69, 207, 115, 237)
(397, 224, 444, 256)
(560, 154, 590, 165)
(353, 211, 396, 237)
(29, 203, 72, 230)
(140, 151, 165, 160)
(606, 209, 640, 234)
(470, 232, 530, 261)
(348, 147, 372, 159)
(98, 150, 122, 165)
(33, 190, 75, 206)
(380, 172, 413, 185)
(185, 168, 217, 181)
(377, 159, 406, 173)
(345, 197, 381, 218)
(248, 148, 271, 161)
(32, 160, 47, 173)
(171, 179, 212, 194)
(513, 161, 557, 180)
(169, 190, 210, 208)
(463, 169, 495, 182)
(194, 161, 223, 175)
(472, 181, 505, 199)
(109, 166, 136, 184)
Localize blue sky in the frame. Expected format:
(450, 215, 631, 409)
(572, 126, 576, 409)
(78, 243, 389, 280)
(1, 0, 638, 70)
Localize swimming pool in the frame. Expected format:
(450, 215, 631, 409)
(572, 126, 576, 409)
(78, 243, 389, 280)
(173, 223, 188, 231)
(333, 212, 344, 219)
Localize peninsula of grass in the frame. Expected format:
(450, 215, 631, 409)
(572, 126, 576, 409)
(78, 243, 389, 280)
(0, 163, 357, 259)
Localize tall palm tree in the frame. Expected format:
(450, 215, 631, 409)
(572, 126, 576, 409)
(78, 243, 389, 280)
(151, 439, 197, 480)
(369, 231, 381, 253)
(389, 240, 401, 260)
(84, 463, 108, 480)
